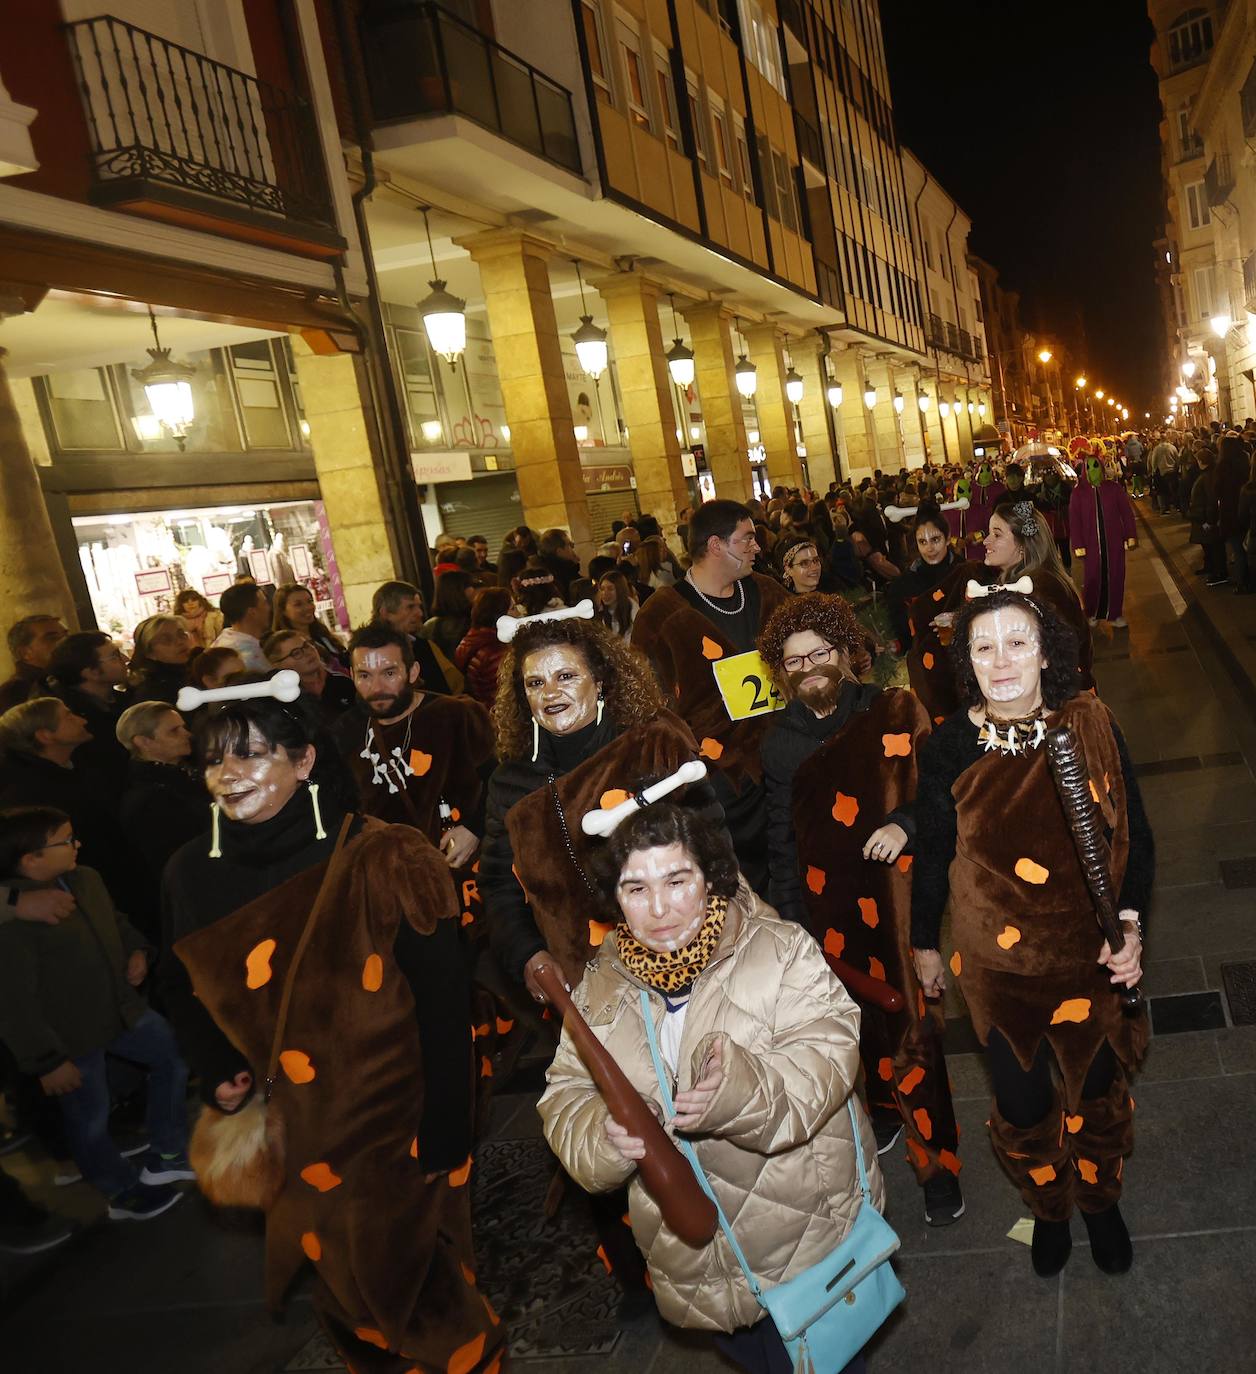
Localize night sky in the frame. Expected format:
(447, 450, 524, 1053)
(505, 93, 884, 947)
(881, 0, 1165, 416)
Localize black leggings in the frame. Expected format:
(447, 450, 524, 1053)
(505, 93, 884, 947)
(986, 1030, 1117, 1128)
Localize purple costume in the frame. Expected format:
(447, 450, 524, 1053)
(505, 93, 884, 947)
(1069, 478, 1136, 620)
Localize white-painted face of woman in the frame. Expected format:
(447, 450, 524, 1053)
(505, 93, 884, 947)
(204, 723, 314, 823)
(968, 606, 1046, 717)
(915, 522, 949, 566)
(616, 842, 709, 953)
(522, 644, 600, 736)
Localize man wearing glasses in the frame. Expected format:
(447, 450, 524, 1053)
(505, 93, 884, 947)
(758, 593, 965, 1229)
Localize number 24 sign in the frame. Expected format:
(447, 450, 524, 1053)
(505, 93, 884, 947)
(712, 650, 785, 721)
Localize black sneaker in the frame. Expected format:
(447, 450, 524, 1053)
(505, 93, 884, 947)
(138, 1150, 195, 1185)
(922, 1173, 965, 1227)
(107, 1183, 183, 1221)
(55, 1138, 149, 1187)
(1081, 1203, 1133, 1274)
(0, 1211, 77, 1255)
(871, 1113, 904, 1156)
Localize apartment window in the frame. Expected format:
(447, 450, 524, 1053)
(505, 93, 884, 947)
(737, 0, 787, 96)
(921, 220, 934, 270)
(773, 148, 798, 231)
(582, 2, 613, 103)
(756, 133, 778, 218)
(1175, 106, 1203, 160)
(616, 21, 652, 130)
(1185, 179, 1210, 229)
(734, 117, 755, 199)
(1193, 265, 1215, 319)
(710, 98, 734, 183)
(653, 49, 679, 149)
(687, 76, 711, 166)
(1167, 8, 1213, 71)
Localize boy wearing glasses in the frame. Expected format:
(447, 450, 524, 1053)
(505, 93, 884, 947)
(0, 806, 192, 1220)
(758, 594, 964, 1227)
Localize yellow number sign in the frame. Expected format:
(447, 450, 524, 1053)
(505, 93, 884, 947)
(712, 649, 785, 721)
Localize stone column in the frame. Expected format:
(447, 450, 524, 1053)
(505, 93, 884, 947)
(830, 347, 876, 481)
(0, 333, 77, 673)
(459, 230, 592, 556)
(290, 337, 401, 628)
(744, 324, 804, 490)
(591, 270, 688, 531)
(794, 337, 838, 491)
(681, 303, 753, 502)
(954, 385, 975, 461)
(874, 357, 906, 471)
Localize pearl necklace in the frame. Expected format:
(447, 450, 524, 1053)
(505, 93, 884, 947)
(685, 569, 746, 616)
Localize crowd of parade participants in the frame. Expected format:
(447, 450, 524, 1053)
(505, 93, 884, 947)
(3, 421, 1202, 1372)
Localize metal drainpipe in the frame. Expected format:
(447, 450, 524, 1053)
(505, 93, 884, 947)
(940, 200, 967, 456)
(330, 1, 432, 600)
(816, 327, 843, 484)
(911, 168, 947, 465)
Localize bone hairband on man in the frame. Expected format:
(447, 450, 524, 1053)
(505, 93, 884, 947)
(176, 668, 301, 714)
(964, 575, 1034, 600)
(580, 759, 708, 837)
(883, 497, 971, 524)
(496, 598, 595, 644)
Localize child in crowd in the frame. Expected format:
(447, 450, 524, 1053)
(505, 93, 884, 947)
(0, 806, 191, 1221)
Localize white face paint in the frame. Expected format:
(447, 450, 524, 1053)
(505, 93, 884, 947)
(204, 723, 313, 823)
(968, 607, 1046, 717)
(522, 644, 600, 737)
(616, 842, 709, 953)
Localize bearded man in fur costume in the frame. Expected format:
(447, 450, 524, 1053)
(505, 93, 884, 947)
(758, 593, 964, 1227)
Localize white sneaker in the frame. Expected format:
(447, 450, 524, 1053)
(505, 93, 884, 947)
(1110, 617, 1128, 628)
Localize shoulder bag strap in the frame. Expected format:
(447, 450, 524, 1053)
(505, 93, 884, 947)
(262, 813, 355, 1100)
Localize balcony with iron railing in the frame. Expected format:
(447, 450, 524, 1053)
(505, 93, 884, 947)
(1244, 251, 1256, 315)
(1242, 61, 1256, 140)
(1206, 152, 1234, 206)
(64, 15, 341, 256)
(360, 2, 580, 176)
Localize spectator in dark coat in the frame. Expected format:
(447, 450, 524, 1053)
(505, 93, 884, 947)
(0, 616, 66, 714)
(47, 632, 134, 791)
(1217, 434, 1251, 591)
(128, 616, 194, 706)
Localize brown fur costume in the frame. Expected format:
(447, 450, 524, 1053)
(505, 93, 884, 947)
(906, 564, 1094, 723)
(174, 821, 503, 1374)
(630, 576, 790, 788)
(949, 693, 1146, 1219)
(791, 688, 960, 1182)
(506, 710, 704, 986)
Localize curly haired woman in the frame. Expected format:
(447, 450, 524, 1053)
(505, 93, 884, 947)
(759, 593, 964, 1227)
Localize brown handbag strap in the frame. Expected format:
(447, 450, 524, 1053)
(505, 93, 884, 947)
(262, 813, 355, 1100)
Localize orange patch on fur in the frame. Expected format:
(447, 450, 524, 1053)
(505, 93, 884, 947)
(409, 750, 432, 777)
(300, 1162, 341, 1192)
(301, 1231, 322, 1262)
(409, 1137, 419, 1159)
(1050, 998, 1091, 1025)
(823, 928, 845, 959)
(461, 1260, 476, 1285)
(448, 1156, 472, 1187)
(913, 1108, 934, 1141)
(361, 954, 384, 992)
(934, 715, 945, 725)
(355, 1327, 390, 1350)
(1014, 857, 1050, 885)
(932, 588, 945, 602)
(472, 1022, 490, 1039)
(461, 910, 474, 927)
(996, 925, 1022, 950)
(699, 737, 724, 760)
(922, 652, 935, 670)
(279, 1050, 315, 1084)
(483, 1295, 501, 1326)
(600, 788, 630, 809)
(589, 919, 614, 947)
(878, 1057, 894, 1081)
(1089, 780, 1101, 805)
(496, 1016, 514, 1035)
(480, 1056, 493, 1078)
(245, 939, 276, 989)
(938, 1149, 962, 1175)
(1077, 1158, 1099, 1185)
(805, 865, 826, 895)
(899, 1066, 926, 1094)
(906, 1137, 929, 1168)
(882, 732, 911, 758)
(832, 792, 859, 826)
(1029, 1164, 1057, 1186)
(897, 854, 913, 873)
(596, 1244, 612, 1274)
(701, 636, 724, 660)
(858, 897, 879, 927)
(1065, 1115, 1084, 1134)
(447, 1333, 487, 1374)
(868, 956, 886, 981)
(949, 951, 962, 977)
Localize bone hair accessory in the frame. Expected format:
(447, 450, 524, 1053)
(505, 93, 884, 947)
(176, 668, 301, 714)
(964, 574, 1034, 601)
(580, 759, 708, 837)
(883, 497, 970, 524)
(496, 598, 595, 645)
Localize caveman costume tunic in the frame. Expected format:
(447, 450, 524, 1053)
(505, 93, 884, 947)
(1068, 473, 1137, 621)
(916, 694, 1152, 1221)
(782, 687, 960, 1183)
(174, 821, 504, 1374)
(906, 564, 1094, 725)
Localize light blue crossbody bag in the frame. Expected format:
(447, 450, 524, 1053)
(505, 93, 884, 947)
(640, 990, 905, 1374)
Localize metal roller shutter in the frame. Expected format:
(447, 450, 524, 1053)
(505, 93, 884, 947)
(434, 473, 522, 552)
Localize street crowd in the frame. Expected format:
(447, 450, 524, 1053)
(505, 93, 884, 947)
(0, 424, 1196, 1373)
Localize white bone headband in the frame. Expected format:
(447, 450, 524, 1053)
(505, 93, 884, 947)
(964, 575, 1033, 601)
(176, 669, 301, 713)
(580, 759, 708, 837)
(497, 598, 594, 644)
(884, 498, 970, 524)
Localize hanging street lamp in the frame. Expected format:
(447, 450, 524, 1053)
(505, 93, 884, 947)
(418, 207, 466, 368)
(131, 306, 196, 450)
(785, 364, 805, 405)
(571, 260, 609, 380)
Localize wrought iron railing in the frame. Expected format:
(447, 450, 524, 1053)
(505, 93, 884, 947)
(1242, 61, 1256, 140)
(360, 2, 580, 175)
(65, 15, 334, 229)
(958, 327, 973, 359)
(926, 311, 945, 350)
(1244, 251, 1256, 316)
(1205, 152, 1234, 206)
(945, 321, 961, 353)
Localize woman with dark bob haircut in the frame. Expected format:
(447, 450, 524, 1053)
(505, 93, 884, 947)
(539, 800, 884, 1373)
(912, 586, 1153, 1282)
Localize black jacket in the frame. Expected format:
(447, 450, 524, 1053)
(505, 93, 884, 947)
(130, 661, 188, 707)
(53, 684, 134, 792)
(120, 759, 210, 924)
(761, 685, 914, 924)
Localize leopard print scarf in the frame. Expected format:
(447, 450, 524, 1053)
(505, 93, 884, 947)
(615, 895, 728, 993)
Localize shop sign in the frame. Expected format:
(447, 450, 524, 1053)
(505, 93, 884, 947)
(135, 568, 172, 597)
(247, 549, 273, 584)
(413, 451, 475, 483)
(290, 544, 314, 580)
(202, 572, 233, 598)
(581, 464, 633, 491)
(681, 452, 698, 476)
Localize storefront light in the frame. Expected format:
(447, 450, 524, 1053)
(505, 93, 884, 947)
(130, 414, 164, 444)
(420, 420, 444, 443)
(666, 337, 695, 388)
(130, 307, 196, 450)
(893, 391, 905, 414)
(501, 423, 511, 442)
(574, 423, 589, 441)
(299, 419, 311, 440)
(827, 381, 843, 408)
(690, 425, 702, 440)
(748, 428, 761, 444)
(785, 366, 805, 405)
(572, 315, 609, 380)
(1181, 360, 1196, 379)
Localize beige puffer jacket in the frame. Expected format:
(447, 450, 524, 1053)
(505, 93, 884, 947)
(538, 884, 885, 1333)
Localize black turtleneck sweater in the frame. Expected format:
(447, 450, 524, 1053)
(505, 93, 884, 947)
(159, 787, 471, 1169)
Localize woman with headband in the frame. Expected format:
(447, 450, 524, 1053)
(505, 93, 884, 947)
(885, 502, 960, 650)
(161, 686, 503, 1374)
(911, 584, 1152, 1279)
